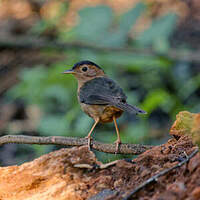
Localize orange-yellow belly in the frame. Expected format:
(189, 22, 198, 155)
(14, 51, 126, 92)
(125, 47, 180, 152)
(80, 103, 123, 123)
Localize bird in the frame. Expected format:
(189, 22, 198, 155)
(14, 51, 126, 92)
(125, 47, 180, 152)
(62, 60, 146, 152)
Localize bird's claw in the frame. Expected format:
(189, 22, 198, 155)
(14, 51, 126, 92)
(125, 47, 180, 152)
(114, 139, 121, 154)
(85, 136, 92, 151)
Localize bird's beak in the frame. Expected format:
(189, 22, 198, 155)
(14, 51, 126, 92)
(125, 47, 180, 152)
(62, 69, 75, 74)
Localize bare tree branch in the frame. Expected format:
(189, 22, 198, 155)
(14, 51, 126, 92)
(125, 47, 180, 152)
(0, 135, 153, 155)
(1, 35, 200, 62)
(122, 148, 199, 200)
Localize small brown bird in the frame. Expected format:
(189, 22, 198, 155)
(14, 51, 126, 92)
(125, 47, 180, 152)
(63, 60, 146, 152)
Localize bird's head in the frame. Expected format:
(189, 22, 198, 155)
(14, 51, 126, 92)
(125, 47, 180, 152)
(62, 60, 105, 83)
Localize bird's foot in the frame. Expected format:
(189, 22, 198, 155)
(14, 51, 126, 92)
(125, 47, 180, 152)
(85, 136, 92, 151)
(114, 139, 121, 154)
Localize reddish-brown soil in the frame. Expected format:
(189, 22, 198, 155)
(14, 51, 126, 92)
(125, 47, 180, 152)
(0, 135, 199, 200)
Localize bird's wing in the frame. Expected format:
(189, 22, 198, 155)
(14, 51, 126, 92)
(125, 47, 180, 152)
(79, 77, 147, 114)
(85, 94, 146, 114)
(79, 77, 127, 105)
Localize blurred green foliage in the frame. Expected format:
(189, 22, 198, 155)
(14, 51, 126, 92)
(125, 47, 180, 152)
(5, 2, 200, 162)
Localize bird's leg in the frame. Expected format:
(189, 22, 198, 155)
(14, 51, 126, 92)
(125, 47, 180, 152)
(113, 115, 121, 153)
(85, 118, 99, 150)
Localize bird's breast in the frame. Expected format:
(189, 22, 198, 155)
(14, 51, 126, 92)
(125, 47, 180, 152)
(80, 103, 123, 123)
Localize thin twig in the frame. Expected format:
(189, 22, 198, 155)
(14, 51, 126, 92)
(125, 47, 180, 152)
(122, 148, 199, 200)
(0, 135, 153, 155)
(1, 35, 200, 62)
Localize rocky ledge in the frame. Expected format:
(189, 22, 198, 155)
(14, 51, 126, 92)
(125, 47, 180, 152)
(0, 111, 199, 200)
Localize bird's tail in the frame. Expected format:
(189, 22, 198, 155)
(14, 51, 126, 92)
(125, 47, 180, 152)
(113, 102, 147, 115)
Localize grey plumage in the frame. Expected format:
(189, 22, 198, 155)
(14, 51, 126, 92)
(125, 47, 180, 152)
(79, 77, 146, 114)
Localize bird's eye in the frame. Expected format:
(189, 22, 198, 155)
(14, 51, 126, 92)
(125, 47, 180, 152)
(82, 67, 88, 72)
